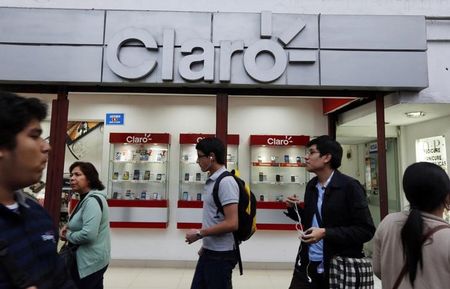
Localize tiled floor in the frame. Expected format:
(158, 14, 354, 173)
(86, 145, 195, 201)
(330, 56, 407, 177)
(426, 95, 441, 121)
(104, 266, 382, 289)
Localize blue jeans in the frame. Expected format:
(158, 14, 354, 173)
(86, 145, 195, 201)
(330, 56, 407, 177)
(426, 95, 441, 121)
(190, 249, 238, 289)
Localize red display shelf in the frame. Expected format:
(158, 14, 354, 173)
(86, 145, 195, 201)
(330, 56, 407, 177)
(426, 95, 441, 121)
(280, 163, 306, 167)
(108, 199, 168, 207)
(257, 224, 297, 230)
(252, 162, 280, 167)
(176, 201, 306, 231)
(252, 162, 306, 167)
(177, 200, 203, 208)
(257, 201, 287, 209)
(69, 199, 169, 228)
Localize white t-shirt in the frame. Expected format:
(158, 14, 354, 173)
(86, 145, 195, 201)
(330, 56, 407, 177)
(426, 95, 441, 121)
(201, 166, 239, 251)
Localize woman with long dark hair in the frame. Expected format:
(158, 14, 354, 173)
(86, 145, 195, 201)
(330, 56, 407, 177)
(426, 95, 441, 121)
(373, 162, 450, 288)
(60, 161, 110, 289)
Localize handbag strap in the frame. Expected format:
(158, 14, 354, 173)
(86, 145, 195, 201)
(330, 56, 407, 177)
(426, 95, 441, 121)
(69, 194, 104, 221)
(392, 224, 450, 289)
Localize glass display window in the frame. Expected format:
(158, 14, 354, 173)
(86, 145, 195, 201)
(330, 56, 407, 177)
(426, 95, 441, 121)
(250, 135, 310, 202)
(108, 133, 170, 201)
(178, 133, 239, 202)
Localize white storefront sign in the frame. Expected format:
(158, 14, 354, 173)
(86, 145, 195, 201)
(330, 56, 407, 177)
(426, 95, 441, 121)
(415, 135, 448, 172)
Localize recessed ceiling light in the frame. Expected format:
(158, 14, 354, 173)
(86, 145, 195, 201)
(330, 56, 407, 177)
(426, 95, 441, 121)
(405, 111, 426, 118)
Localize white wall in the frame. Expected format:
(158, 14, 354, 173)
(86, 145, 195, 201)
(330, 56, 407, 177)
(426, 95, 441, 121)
(0, 0, 448, 16)
(63, 93, 327, 263)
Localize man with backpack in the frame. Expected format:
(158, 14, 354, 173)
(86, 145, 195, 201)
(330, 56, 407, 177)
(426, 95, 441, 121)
(185, 137, 240, 289)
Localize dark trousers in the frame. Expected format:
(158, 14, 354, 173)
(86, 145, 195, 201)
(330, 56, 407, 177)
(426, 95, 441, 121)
(73, 265, 108, 289)
(191, 249, 238, 289)
(289, 261, 326, 289)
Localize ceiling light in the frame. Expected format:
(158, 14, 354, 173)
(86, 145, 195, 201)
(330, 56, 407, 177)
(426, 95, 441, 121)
(405, 111, 425, 118)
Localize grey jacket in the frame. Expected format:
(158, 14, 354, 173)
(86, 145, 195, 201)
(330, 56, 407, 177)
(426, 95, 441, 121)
(373, 211, 450, 289)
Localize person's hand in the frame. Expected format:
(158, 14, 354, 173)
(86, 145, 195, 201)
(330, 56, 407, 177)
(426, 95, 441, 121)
(300, 227, 326, 244)
(26, 286, 38, 289)
(59, 225, 67, 241)
(284, 194, 300, 208)
(185, 229, 202, 244)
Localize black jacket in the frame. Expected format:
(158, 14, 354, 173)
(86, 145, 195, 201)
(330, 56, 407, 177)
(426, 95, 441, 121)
(285, 170, 375, 281)
(0, 191, 76, 289)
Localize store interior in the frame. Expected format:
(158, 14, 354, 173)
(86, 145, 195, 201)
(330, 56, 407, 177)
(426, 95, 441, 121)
(26, 91, 449, 263)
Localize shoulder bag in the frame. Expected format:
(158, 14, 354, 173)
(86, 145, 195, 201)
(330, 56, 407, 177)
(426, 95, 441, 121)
(59, 194, 104, 278)
(391, 224, 450, 289)
(313, 196, 374, 289)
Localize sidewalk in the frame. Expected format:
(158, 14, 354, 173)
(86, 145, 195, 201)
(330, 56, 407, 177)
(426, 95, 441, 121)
(104, 266, 382, 289)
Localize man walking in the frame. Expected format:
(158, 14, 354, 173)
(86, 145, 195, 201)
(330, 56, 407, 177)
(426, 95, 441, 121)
(185, 137, 239, 289)
(0, 91, 75, 289)
(285, 135, 375, 289)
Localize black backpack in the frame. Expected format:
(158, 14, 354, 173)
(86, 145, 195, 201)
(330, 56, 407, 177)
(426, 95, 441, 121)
(212, 170, 257, 275)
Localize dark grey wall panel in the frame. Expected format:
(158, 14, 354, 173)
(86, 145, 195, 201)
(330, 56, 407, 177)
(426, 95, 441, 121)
(0, 8, 104, 45)
(105, 11, 212, 46)
(320, 51, 428, 89)
(213, 13, 318, 48)
(0, 45, 102, 83)
(320, 15, 426, 50)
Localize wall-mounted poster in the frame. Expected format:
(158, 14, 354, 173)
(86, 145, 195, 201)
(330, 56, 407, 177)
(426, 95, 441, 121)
(67, 121, 103, 145)
(415, 135, 447, 172)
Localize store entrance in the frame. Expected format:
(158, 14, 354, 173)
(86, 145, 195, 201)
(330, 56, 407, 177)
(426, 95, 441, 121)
(339, 138, 401, 256)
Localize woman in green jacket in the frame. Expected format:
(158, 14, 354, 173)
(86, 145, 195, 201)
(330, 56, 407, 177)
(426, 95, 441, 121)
(60, 161, 111, 289)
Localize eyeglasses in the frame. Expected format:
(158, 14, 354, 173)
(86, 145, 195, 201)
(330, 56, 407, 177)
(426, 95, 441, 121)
(305, 149, 320, 156)
(197, 154, 209, 160)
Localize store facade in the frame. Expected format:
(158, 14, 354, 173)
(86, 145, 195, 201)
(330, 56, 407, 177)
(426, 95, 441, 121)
(1, 5, 445, 264)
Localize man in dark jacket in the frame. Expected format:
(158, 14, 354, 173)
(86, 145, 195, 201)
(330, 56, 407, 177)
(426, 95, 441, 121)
(0, 91, 75, 289)
(285, 135, 375, 289)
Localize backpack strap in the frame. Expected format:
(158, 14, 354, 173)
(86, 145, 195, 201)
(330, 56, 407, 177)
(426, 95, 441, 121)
(234, 233, 244, 275)
(212, 170, 245, 275)
(392, 224, 450, 289)
(212, 170, 232, 216)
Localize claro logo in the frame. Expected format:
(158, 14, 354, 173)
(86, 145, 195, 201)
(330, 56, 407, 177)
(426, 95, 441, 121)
(126, 133, 152, 144)
(267, 136, 293, 145)
(106, 11, 314, 83)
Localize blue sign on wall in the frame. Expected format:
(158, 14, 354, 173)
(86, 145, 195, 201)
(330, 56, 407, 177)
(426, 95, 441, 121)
(106, 113, 124, 125)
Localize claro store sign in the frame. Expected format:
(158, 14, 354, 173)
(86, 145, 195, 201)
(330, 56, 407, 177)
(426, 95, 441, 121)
(106, 12, 313, 83)
(0, 8, 428, 89)
(100, 11, 428, 88)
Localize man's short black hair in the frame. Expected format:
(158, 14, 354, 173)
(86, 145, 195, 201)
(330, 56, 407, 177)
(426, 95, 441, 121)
(307, 135, 343, 169)
(0, 91, 47, 150)
(195, 137, 226, 165)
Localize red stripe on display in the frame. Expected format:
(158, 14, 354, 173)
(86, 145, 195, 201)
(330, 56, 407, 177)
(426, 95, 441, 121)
(177, 222, 202, 229)
(107, 199, 168, 207)
(256, 224, 297, 230)
(110, 222, 168, 228)
(177, 200, 203, 208)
